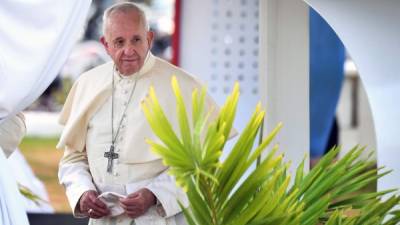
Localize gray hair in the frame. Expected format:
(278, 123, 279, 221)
(102, 2, 149, 35)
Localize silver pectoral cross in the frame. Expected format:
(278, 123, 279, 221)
(104, 144, 119, 173)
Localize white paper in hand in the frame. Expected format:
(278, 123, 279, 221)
(97, 192, 126, 216)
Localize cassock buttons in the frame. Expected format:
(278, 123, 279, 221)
(113, 171, 119, 176)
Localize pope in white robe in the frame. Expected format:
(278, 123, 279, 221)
(57, 2, 221, 225)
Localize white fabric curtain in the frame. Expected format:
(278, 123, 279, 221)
(0, 0, 91, 122)
(0, 1, 91, 224)
(0, 148, 30, 225)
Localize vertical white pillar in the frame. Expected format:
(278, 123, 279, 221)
(259, 0, 310, 173)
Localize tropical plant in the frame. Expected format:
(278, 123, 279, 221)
(141, 77, 400, 225)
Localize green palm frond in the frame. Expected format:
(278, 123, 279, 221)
(142, 77, 400, 225)
(18, 183, 47, 206)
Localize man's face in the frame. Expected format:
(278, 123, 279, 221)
(101, 11, 153, 75)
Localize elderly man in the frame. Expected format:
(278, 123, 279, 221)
(58, 2, 220, 225)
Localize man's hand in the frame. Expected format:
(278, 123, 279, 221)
(120, 188, 156, 218)
(79, 190, 110, 219)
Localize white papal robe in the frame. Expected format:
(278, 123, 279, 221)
(58, 53, 221, 225)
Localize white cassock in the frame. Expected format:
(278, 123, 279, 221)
(58, 53, 221, 225)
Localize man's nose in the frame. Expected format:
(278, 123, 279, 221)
(123, 45, 135, 55)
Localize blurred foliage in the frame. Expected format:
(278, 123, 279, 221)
(54, 77, 73, 106)
(18, 183, 47, 206)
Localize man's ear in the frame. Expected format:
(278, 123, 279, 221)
(100, 36, 110, 54)
(147, 31, 154, 48)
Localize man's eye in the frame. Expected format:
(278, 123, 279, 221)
(114, 40, 124, 48)
(133, 37, 141, 43)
